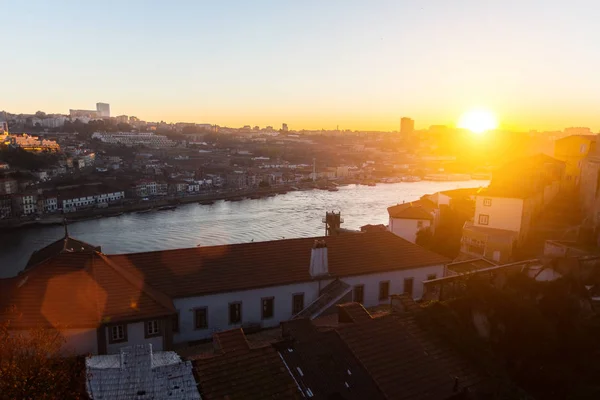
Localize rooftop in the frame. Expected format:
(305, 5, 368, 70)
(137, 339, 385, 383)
(191, 329, 301, 400)
(387, 198, 436, 219)
(108, 231, 450, 298)
(86, 344, 200, 400)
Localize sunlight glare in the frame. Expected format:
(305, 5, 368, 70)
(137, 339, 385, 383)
(458, 109, 498, 134)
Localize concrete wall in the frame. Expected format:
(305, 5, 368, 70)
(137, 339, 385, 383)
(105, 321, 164, 355)
(474, 196, 524, 232)
(388, 217, 431, 243)
(173, 264, 445, 343)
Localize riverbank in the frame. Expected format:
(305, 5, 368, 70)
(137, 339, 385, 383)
(0, 183, 325, 231)
(0, 176, 489, 231)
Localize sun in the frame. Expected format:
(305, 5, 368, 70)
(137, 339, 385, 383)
(458, 109, 498, 134)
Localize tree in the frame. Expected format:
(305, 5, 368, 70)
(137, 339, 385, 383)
(415, 227, 434, 248)
(0, 318, 86, 399)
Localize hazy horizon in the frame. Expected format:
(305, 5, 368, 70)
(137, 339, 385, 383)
(4, 0, 600, 131)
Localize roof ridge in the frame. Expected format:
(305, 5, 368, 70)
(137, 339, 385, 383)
(96, 252, 175, 314)
(107, 231, 396, 258)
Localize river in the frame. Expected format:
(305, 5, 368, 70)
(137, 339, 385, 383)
(0, 180, 488, 278)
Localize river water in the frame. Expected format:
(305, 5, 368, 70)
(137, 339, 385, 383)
(0, 180, 488, 278)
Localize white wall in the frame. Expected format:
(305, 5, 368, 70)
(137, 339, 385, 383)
(388, 217, 431, 243)
(62, 328, 98, 355)
(474, 196, 523, 232)
(172, 264, 445, 343)
(174, 281, 321, 343)
(105, 321, 163, 355)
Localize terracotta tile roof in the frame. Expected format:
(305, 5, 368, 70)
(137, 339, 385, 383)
(439, 187, 481, 199)
(26, 235, 100, 269)
(387, 199, 436, 219)
(192, 330, 302, 400)
(337, 302, 373, 323)
(389, 206, 434, 220)
(0, 252, 175, 329)
(108, 232, 450, 298)
(278, 318, 385, 400)
(336, 308, 482, 400)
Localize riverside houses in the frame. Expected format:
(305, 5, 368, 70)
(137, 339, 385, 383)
(0, 231, 449, 355)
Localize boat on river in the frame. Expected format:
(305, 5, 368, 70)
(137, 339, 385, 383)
(401, 176, 422, 182)
(137, 208, 153, 214)
(198, 200, 215, 205)
(158, 205, 177, 211)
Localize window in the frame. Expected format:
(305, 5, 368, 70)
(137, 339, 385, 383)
(292, 293, 304, 315)
(145, 320, 160, 337)
(353, 285, 364, 304)
(403, 278, 414, 296)
(109, 324, 127, 343)
(229, 302, 242, 324)
(262, 297, 274, 319)
(195, 308, 208, 330)
(478, 214, 489, 225)
(483, 198, 492, 206)
(427, 274, 437, 280)
(416, 220, 423, 229)
(172, 313, 179, 333)
(379, 281, 390, 301)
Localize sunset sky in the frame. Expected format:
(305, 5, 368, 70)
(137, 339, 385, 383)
(3, 0, 599, 131)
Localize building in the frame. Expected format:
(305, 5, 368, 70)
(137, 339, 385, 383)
(96, 102, 110, 118)
(8, 134, 60, 152)
(460, 154, 564, 263)
(86, 344, 200, 399)
(282, 123, 289, 132)
(192, 329, 303, 399)
(0, 195, 13, 218)
(1, 120, 8, 134)
(580, 134, 600, 226)
(92, 132, 175, 148)
(0, 178, 18, 195)
(13, 193, 37, 215)
(387, 199, 438, 243)
(59, 185, 125, 212)
(554, 134, 596, 190)
(115, 115, 129, 124)
(191, 297, 490, 399)
(400, 117, 414, 137)
(134, 180, 158, 197)
(69, 109, 98, 119)
(0, 231, 449, 355)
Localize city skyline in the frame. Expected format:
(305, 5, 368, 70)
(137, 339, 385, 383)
(4, 1, 600, 131)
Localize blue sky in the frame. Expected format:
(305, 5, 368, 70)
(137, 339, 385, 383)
(3, 0, 600, 130)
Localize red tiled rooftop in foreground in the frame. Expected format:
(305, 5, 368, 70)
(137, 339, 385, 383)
(336, 308, 482, 400)
(108, 231, 450, 298)
(192, 329, 301, 400)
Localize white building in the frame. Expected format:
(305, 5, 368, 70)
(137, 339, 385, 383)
(92, 131, 175, 148)
(0, 231, 449, 355)
(60, 187, 125, 212)
(387, 199, 438, 243)
(96, 102, 110, 118)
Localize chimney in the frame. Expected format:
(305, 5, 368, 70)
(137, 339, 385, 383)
(309, 240, 328, 278)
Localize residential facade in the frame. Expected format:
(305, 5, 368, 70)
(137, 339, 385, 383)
(387, 198, 438, 243)
(0, 231, 449, 355)
(554, 134, 596, 190)
(460, 154, 564, 263)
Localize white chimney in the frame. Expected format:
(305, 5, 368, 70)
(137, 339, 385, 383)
(310, 240, 329, 277)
